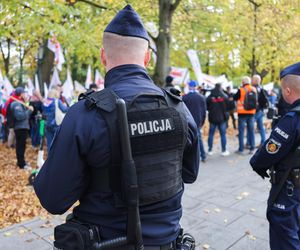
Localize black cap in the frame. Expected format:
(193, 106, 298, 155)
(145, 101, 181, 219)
(280, 62, 300, 79)
(15, 87, 25, 96)
(104, 4, 149, 42)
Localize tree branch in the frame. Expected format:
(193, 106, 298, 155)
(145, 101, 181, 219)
(247, 0, 262, 8)
(21, 3, 48, 17)
(77, 0, 107, 9)
(170, 0, 181, 13)
(0, 42, 6, 60)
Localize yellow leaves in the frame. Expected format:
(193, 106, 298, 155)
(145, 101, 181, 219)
(0, 144, 49, 229)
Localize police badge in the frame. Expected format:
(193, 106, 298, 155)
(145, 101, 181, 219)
(266, 139, 281, 154)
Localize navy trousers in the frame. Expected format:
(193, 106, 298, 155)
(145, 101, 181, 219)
(267, 183, 300, 250)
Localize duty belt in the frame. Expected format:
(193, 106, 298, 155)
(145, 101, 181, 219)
(270, 168, 300, 188)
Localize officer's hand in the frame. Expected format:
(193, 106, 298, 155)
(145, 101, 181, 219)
(254, 168, 269, 179)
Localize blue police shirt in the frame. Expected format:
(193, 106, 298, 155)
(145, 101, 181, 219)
(34, 64, 199, 245)
(250, 99, 300, 172)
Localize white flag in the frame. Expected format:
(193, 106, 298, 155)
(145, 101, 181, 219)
(0, 70, 3, 87)
(44, 82, 48, 99)
(3, 77, 14, 98)
(94, 69, 104, 90)
(49, 67, 61, 89)
(62, 69, 74, 100)
(187, 49, 204, 85)
(35, 74, 40, 92)
(47, 35, 65, 71)
(74, 81, 86, 93)
(85, 65, 93, 89)
(27, 78, 34, 96)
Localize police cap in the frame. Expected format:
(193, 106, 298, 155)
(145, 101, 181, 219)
(104, 4, 149, 42)
(280, 62, 300, 79)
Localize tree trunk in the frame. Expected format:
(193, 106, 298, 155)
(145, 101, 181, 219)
(152, 0, 181, 87)
(38, 42, 54, 95)
(0, 38, 11, 77)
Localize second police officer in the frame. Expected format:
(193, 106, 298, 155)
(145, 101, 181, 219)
(250, 62, 300, 250)
(34, 4, 199, 250)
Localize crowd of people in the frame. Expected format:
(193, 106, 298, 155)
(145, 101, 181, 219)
(0, 83, 100, 170)
(176, 74, 279, 162)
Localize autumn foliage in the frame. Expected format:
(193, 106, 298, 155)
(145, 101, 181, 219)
(0, 144, 49, 229)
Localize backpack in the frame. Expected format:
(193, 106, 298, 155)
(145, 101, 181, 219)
(243, 87, 257, 110)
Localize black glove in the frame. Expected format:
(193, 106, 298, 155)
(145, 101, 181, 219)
(253, 168, 270, 179)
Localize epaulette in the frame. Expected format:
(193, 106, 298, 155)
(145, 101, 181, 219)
(163, 87, 182, 102)
(79, 89, 118, 113)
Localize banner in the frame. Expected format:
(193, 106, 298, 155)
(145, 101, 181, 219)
(169, 67, 189, 85)
(85, 65, 93, 89)
(187, 49, 204, 85)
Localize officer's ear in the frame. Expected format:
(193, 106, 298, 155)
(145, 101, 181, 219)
(100, 48, 107, 67)
(144, 49, 151, 67)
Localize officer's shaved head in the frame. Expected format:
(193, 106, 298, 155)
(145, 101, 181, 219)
(101, 33, 150, 71)
(281, 74, 300, 104)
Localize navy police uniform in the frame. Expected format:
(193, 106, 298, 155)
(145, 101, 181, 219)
(250, 62, 300, 250)
(34, 5, 199, 248)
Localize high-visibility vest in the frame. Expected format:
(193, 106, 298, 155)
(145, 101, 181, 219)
(236, 84, 257, 115)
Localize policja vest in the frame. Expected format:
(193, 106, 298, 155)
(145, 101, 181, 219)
(236, 84, 257, 115)
(80, 87, 188, 206)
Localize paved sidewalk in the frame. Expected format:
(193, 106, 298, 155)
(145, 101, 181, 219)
(0, 134, 270, 249)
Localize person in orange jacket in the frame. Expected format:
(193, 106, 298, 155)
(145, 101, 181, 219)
(234, 76, 257, 154)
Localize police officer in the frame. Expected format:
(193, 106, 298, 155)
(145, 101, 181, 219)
(34, 4, 199, 249)
(250, 62, 300, 250)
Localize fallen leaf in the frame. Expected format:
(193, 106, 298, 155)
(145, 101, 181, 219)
(250, 208, 256, 212)
(224, 219, 228, 223)
(4, 231, 12, 237)
(204, 209, 210, 214)
(236, 196, 243, 200)
(214, 208, 221, 213)
(245, 230, 251, 235)
(203, 244, 210, 249)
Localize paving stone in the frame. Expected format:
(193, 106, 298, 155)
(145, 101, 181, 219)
(0, 225, 52, 250)
(226, 235, 269, 250)
(226, 214, 269, 240)
(229, 198, 267, 219)
(191, 203, 244, 226)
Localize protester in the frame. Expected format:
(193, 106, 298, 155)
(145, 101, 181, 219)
(165, 75, 174, 87)
(250, 62, 300, 250)
(42, 88, 68, 152)
(34, 5, 199, 248)
(29, 90, 43, 148)
(250, 74, 269, 147)
(206, 83, 230, 156)
(10, 87, 33, 169)
(183, 80, 207, 162)
(234, 76, 257, 154)
(225, 86, 237, 129)
(89, 83, 98, 91)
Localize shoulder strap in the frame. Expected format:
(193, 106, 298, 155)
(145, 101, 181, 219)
(80, 89, 123, 199)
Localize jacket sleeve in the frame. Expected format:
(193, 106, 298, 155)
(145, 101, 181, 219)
(233, 89, 241, 101)
(250, 113, 298, 171)
(12, 102, 30, 121)
(200, 96, 206, 127)
(181, 104, 200, 183)
(58, 99, 69, 113)
(34, 102, 96, 214)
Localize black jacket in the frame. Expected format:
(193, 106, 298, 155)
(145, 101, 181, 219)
(207, 88, 228, 124)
